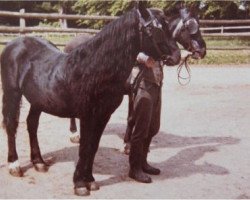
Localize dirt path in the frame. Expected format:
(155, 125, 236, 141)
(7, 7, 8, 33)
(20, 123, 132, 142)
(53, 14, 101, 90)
(0, 66, 250, 198)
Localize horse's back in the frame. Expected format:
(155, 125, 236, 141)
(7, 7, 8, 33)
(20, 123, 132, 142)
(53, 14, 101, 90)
(2, 36, 60, 59)
(1, 36, 61, 88)
(0, 36, 71, 115)
(1, 36, 61, 70)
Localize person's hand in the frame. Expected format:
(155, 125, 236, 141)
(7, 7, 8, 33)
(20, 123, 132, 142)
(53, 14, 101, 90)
(181, 50, 192, 60)
(145, 57, 156, 68)
(136, 52, 156, 68)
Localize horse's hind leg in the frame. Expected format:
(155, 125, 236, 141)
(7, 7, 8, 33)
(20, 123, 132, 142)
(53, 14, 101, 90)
(27, 106, 48, 172)
(2, 89, 22, 177)
(70, 118, 77, 133)
(69, 118, 80, 144)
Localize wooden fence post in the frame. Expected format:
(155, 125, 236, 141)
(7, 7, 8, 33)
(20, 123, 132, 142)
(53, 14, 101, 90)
(20, 8, 26, 32)
(59, 6, 68, 29)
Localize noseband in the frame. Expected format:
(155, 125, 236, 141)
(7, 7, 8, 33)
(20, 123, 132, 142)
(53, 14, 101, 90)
(137, 9, 168, 61)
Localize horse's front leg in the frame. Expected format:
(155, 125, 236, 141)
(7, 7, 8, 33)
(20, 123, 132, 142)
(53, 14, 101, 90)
(27, 106, 49, 172)
(73, 114, 110, 196)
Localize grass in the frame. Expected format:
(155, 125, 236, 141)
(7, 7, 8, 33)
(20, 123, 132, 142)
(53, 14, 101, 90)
(190, 50, 250, 65)
(190, 36, 250, 65)
(0, 35, 249, 65)
(204, 36, 250, 47)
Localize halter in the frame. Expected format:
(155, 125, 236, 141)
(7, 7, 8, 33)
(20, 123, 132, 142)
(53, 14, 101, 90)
(137, 9, 168, 60)
(172, 8, 199, 39)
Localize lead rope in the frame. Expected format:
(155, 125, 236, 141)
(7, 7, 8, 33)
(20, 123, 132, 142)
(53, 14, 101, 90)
(177, 54, 191, 86)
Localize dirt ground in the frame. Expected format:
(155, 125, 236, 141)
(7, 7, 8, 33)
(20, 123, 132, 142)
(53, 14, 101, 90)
(1, 66, 250, 199)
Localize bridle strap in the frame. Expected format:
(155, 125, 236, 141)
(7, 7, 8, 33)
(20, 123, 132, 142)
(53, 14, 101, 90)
(151, 34, 165, 58)
(172, 19, 184, 39)
(137, 9, 166, 59)
(139, 23, 143, 51)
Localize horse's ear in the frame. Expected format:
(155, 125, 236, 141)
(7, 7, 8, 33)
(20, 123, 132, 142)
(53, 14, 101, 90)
(175, 0, 185, 10)
(164, 0, 184, 17)
(137, 1, 150, 21)
(189, 2, 202, 15)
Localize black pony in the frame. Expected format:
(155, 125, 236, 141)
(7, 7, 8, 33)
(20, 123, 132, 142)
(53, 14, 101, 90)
(1, 3, 180, 196)
(67, 5, 207, 145)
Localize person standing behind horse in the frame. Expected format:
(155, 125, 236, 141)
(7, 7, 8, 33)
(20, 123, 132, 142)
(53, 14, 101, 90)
(127, 52, 167, 183)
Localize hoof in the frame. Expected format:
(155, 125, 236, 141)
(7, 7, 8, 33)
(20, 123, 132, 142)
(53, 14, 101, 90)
(70, 133, 80, 144)
(9, 167, 23, 177)
(124, 143, 130, 155)
(86, 181, 100, 191)
(9, 161, 23, 177)
(129, 169, 152, 183)
(43, 156, 55, 166)
(34, 163, 49, 172)
(74, 187, 90, 196)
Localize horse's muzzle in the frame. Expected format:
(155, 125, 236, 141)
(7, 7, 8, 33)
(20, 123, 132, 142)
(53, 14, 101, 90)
(189, 40, 206, 60)
(192, 47, 206, 59)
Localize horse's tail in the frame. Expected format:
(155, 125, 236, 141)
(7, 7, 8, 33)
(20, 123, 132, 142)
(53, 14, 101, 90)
(1, 45, 22, 133)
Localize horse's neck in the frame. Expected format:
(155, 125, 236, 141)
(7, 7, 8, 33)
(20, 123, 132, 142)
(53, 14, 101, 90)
(71, 11, 140, 82)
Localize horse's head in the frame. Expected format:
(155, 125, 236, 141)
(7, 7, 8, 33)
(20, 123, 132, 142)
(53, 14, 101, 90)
(164, 2, 206, 59)
(136, 2, 181, 66)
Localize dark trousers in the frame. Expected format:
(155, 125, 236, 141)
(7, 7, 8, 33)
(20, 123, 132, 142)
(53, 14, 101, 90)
(129, 80, 161, 171)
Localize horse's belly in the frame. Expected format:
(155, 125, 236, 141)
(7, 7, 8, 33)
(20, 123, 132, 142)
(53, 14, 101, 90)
(97, 91, 124, 116)
(42, 109, 76, 118)
(23, 86, 74, 118)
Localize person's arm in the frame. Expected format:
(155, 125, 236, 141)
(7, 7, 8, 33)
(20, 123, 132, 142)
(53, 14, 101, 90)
(181, 50, 192, 60)
(137, 52, 156, 68)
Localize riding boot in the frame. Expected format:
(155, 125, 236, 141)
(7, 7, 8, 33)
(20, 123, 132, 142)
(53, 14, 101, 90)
(142, 137, 161, 175)
(123, 116, 133, 155)
(129, 141, 152, 183)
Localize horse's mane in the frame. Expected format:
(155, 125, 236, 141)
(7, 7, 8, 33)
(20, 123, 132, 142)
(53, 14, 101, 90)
(64, 33, 93, 53)
(65, 9, 140, 107)
(67, 8, 139, 73)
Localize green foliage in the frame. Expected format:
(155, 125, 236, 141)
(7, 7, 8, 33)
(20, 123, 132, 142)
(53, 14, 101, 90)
(72, 0, 134, 29)
(71, 0, 250, 29)
(72, 0, 179, 29)
(39, 20, 60, 28)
